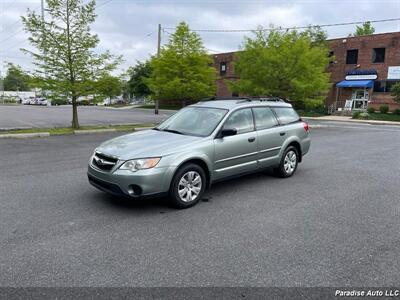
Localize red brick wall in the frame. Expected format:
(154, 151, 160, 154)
(212, 32, 400, 111)
(212, 52, 239, 97)
(327, 32, 400, 109)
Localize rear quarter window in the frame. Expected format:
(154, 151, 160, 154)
(273, 107, 300, 125)
(252, 107, 278, 130)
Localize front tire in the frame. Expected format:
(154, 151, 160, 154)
(169, 163, 206, 209)
(274, 146, 299, 178)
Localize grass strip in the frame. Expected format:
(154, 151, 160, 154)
(0, 123, 155, 136)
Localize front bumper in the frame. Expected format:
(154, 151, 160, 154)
(87, 162, 174, 198)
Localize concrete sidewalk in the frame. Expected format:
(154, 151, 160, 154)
(303, 115, 400, 126)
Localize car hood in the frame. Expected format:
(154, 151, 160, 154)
(96, 129, 203, 160)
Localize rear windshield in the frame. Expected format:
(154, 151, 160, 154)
(273, 107, 300, 125)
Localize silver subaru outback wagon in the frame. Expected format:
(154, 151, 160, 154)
(88, 98, 311, 208)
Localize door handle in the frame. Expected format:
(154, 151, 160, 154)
(248, 137, 256, 142)
(279, 132, 286, 136)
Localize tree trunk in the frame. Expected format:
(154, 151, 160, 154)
(71, 96, 80, 129)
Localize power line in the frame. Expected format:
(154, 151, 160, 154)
(0, 37, 28, 53)
(163, 17, 400, 33)
(98, 0, 113, 8)
(0, 19, 22, 33)
(0, 27, 25, 44)
(2, 0, 17, 13)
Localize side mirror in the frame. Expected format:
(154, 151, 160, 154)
(220, 128, 237, 137)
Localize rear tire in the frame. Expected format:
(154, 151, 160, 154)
(169, 163, 206, 209)
(274, 146, 299, 178)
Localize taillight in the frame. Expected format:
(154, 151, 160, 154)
(303, 122, 309, 132)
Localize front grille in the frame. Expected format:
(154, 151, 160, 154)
(92, 151, 118, 171)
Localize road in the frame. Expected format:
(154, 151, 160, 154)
(1, 123, 400, 287)
(0, 105, 173, 129)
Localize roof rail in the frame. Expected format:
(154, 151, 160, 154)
(200, 96, 288, 103)
(236, 97, 286, 103)
(200, 96, 252, 102)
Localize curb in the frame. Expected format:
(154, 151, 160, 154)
(134, 127, 153, 131)
(0, 127, 34, 131)
(302, 117, 400, 126)
(309, 124, 330, 129)
(0, 126, 154, 139)
(74, 129, 116, 134)
(0, 132, 50, 139)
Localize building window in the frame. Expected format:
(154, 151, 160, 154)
(328, 51, 334, 64)
(373, 80, 400, 93)
(373, 81, 385, 92)
(220, 62, 227, 75)
(372, 48, 385, 63)
(386, 80, 400, 92)
(346, 49, 358, 64)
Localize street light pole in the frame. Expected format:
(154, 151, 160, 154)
(154, 23, 161, 115)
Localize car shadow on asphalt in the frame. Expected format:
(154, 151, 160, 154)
(95, 192, 171, 212)
(93, 169, 278, 213)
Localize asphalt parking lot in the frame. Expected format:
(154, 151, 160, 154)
(0, 105, 173, 129)
(1, 122, 400, 287)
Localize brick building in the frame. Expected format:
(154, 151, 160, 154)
(212, 31, 400, 112)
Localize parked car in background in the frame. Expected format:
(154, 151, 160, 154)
(37, 98, 48, 106)
(88, 97, 311, 209)
(22, 98, 31, 105)
(29, 98, 38, 105)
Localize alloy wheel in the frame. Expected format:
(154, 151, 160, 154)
(178, 171, 202, 202)
(284, 150, 297, 175)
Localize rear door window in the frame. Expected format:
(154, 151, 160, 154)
(252, 107, 278, 130)
(223, 108, 254, 134)
(273, 107, 300, 125)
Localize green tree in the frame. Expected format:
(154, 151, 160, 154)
(127, 60, 152, 99)
(230, 28, 331, 107)
(353, 21, 375, 36)
(301, 25, 328, 46)
(392, 82, 400, 103)
(3, 62, 32, 91)
(95, 74, 122, 102)
(22, 0, 121, 128)
(147, 22, 216, 105)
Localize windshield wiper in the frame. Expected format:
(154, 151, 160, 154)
(162, 128, 184, 135)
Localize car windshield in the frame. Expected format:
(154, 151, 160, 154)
(155, 106, 228, 137)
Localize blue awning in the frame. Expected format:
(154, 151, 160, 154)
(337, 80, 374, 88)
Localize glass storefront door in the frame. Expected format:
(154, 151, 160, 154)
(351, 89, 369, 110)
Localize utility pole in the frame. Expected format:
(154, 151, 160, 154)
(41, 0, 45, 22)
(0, 70, 4, 103)
(155, 23, 161, 115)
(41, 0, 50, 105)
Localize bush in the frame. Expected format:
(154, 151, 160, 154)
(1, 97, 16, 103)
(367, 107, 375, 114)
(379, 105, 389, 114)
(79, 100, 90, 106)
(352, 111, 361, 119)
(393, 109, 400, 115)
(51, 98, 68, 106)
(358, 112, 369, 120)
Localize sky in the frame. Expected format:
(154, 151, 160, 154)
(1, 0, 400, 76)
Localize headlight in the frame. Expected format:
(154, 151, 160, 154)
(119, 157, 161, 172)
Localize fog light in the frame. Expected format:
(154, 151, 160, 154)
(128, 185, 142, 196)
